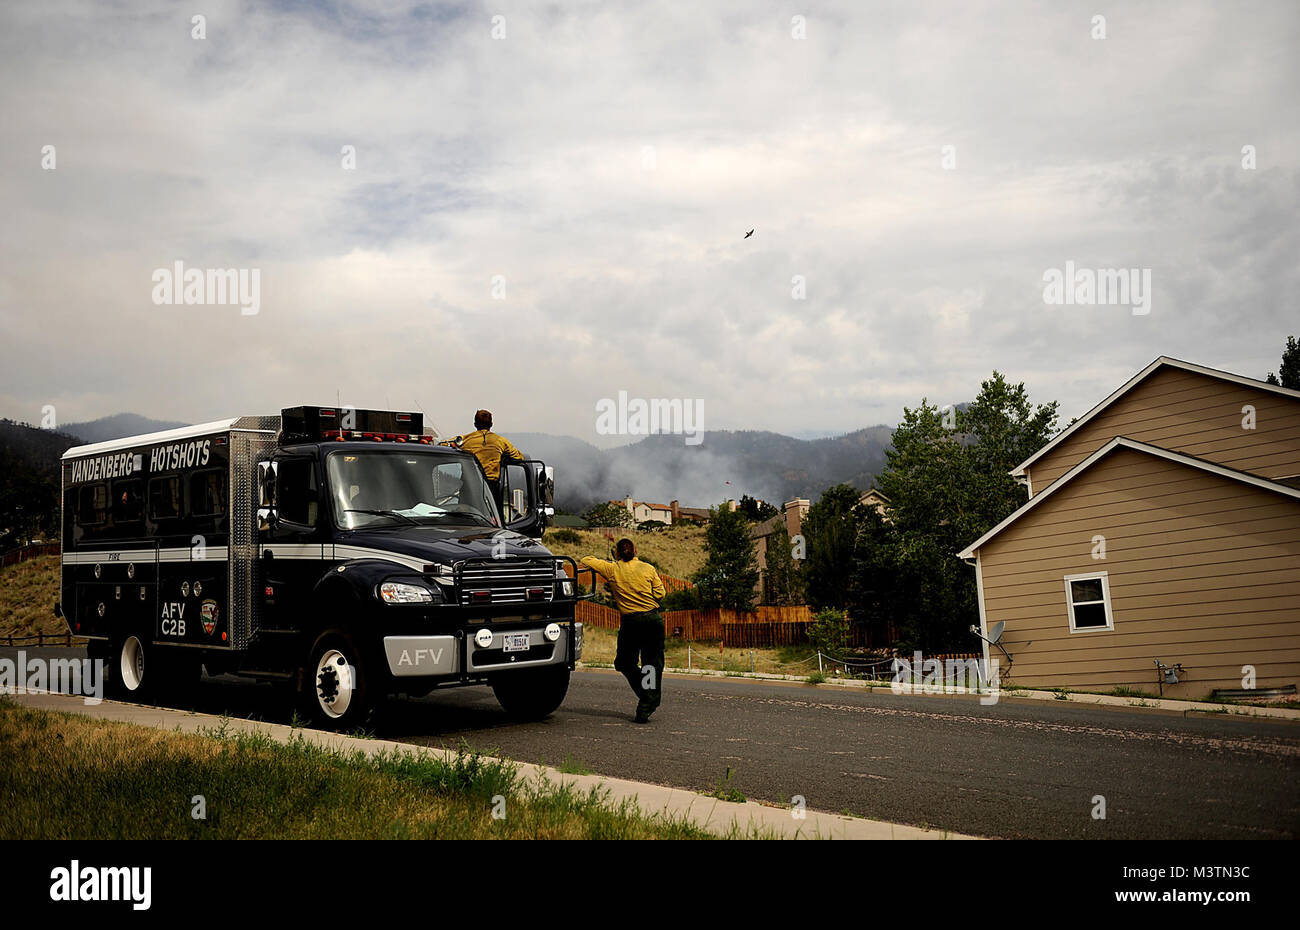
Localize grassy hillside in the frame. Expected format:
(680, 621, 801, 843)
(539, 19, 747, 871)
(0, 555, 63, 638)
(542, 525, 708, 580)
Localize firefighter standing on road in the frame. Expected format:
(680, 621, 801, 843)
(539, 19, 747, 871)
(455, 410, 524, 506)
(580, 538, 667, 723)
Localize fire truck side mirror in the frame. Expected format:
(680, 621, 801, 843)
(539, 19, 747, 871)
(257, 461, 278, 531)
(541, 465, 555, 525)
(257, 461, 277, 508)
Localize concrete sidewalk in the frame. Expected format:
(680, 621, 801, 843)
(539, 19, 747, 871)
(9, 691, 981, 840)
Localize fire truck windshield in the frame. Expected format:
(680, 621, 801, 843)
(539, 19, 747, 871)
(326, 451, 501, 530)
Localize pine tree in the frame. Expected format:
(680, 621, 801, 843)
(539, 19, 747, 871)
(1266, 335, 1299, 389)
(693, 503, 760, 611)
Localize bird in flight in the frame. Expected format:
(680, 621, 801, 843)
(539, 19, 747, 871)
(744, 229, 754, 239)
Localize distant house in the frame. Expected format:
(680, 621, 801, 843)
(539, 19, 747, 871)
(551, 514, 589, 529)
(752, 490, 889, 594)
(612, 497, 674, 525)
(858, 488, 890, 519)
(959, 357, 1300, 699)
(669, 499, 728, 524)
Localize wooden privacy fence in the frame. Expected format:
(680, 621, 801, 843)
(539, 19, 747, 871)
(574, 603, 821, 648)
(0, 542, 59, 569)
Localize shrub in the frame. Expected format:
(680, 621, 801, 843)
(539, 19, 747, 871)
(661, 587, 699, 611)
(583, 502, 634, 528)
(548, 528, 582, 545)
(807, 608, 848, 654)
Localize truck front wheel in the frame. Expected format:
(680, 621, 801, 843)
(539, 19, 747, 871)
(303, 630, 373, 730)
(491, 665, 571, 721)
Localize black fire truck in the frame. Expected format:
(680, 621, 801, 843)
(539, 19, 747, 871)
(56, 406, 584, 729)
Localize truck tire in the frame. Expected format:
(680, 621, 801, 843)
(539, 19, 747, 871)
(107, 631, 152, 702)
(302, 630, 373, 730)
(491, 665, 570, 721)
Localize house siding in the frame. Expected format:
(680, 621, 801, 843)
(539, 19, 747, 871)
(979, 448, 1300, 699)
(1027, 367, 1300, 495)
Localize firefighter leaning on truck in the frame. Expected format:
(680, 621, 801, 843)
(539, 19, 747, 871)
(451, 409, 524, 504)
(581, 538, 666, 723)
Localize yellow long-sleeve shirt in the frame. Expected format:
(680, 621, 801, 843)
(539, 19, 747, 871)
(458, 429, 523, 480)
(580, 556, 666, 615)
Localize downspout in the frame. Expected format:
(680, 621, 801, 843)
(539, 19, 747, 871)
(973, 553, 991, 683)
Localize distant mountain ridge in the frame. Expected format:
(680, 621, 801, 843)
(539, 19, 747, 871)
(61, 414, 189, 444)
(514, 425, 897, 511)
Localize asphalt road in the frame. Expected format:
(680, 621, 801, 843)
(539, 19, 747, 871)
(7, 646, 1298, 839)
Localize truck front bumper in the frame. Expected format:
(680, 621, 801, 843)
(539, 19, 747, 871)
(383, 622, 582, 677)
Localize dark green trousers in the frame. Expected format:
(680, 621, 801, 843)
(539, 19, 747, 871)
(614, 611, 665, 713)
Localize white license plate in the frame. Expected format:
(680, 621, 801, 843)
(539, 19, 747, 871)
(502, 632, 530, 653)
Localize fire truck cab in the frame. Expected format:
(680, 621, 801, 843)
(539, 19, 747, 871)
(57, 406, 583, 729)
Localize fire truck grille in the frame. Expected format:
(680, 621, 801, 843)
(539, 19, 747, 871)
(458, 562, 556, 607)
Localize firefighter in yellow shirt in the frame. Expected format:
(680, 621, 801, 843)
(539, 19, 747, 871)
(456, 410, 523, 505)
(581, 538, 667, 723)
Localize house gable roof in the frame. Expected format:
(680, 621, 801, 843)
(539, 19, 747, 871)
(959, 436, 1300, 560)
(1009, 357, 1300, 478)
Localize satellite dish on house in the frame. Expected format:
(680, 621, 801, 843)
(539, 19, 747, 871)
(989, 621, 1005, 644)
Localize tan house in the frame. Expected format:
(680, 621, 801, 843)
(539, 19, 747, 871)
(959, 357, 1300, 699)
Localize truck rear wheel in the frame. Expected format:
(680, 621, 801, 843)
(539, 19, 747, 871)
(302, 630, 373, 730)
(491, 665, 570, 721)
(108, 632, 151, 701)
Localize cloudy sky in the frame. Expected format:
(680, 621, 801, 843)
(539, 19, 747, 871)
(1, 0, 1296, 447)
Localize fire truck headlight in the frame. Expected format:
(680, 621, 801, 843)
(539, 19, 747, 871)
(379, 582, 434, 604)
(543, 622, 562, 642)
(474, 628, 494, 648)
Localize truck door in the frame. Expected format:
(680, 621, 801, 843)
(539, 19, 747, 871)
(499, 460, 553, 538)
(258, 455, 326, 632)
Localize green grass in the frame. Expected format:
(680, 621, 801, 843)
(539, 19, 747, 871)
(0, 699, 722, 840)
(557, 755, 593, 776)
(710, 767, 746, 803)
(1108, 686, 1158, 699)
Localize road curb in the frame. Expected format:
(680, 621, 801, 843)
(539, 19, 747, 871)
(577, 664, 1300, 722)
(6, 691, 981, 840)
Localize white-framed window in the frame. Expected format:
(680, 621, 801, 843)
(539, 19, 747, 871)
(1064, 571, 1114, 633)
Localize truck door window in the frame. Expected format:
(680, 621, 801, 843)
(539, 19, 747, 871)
(501, 462, 533, 522)
(277, 459, 318, 527)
